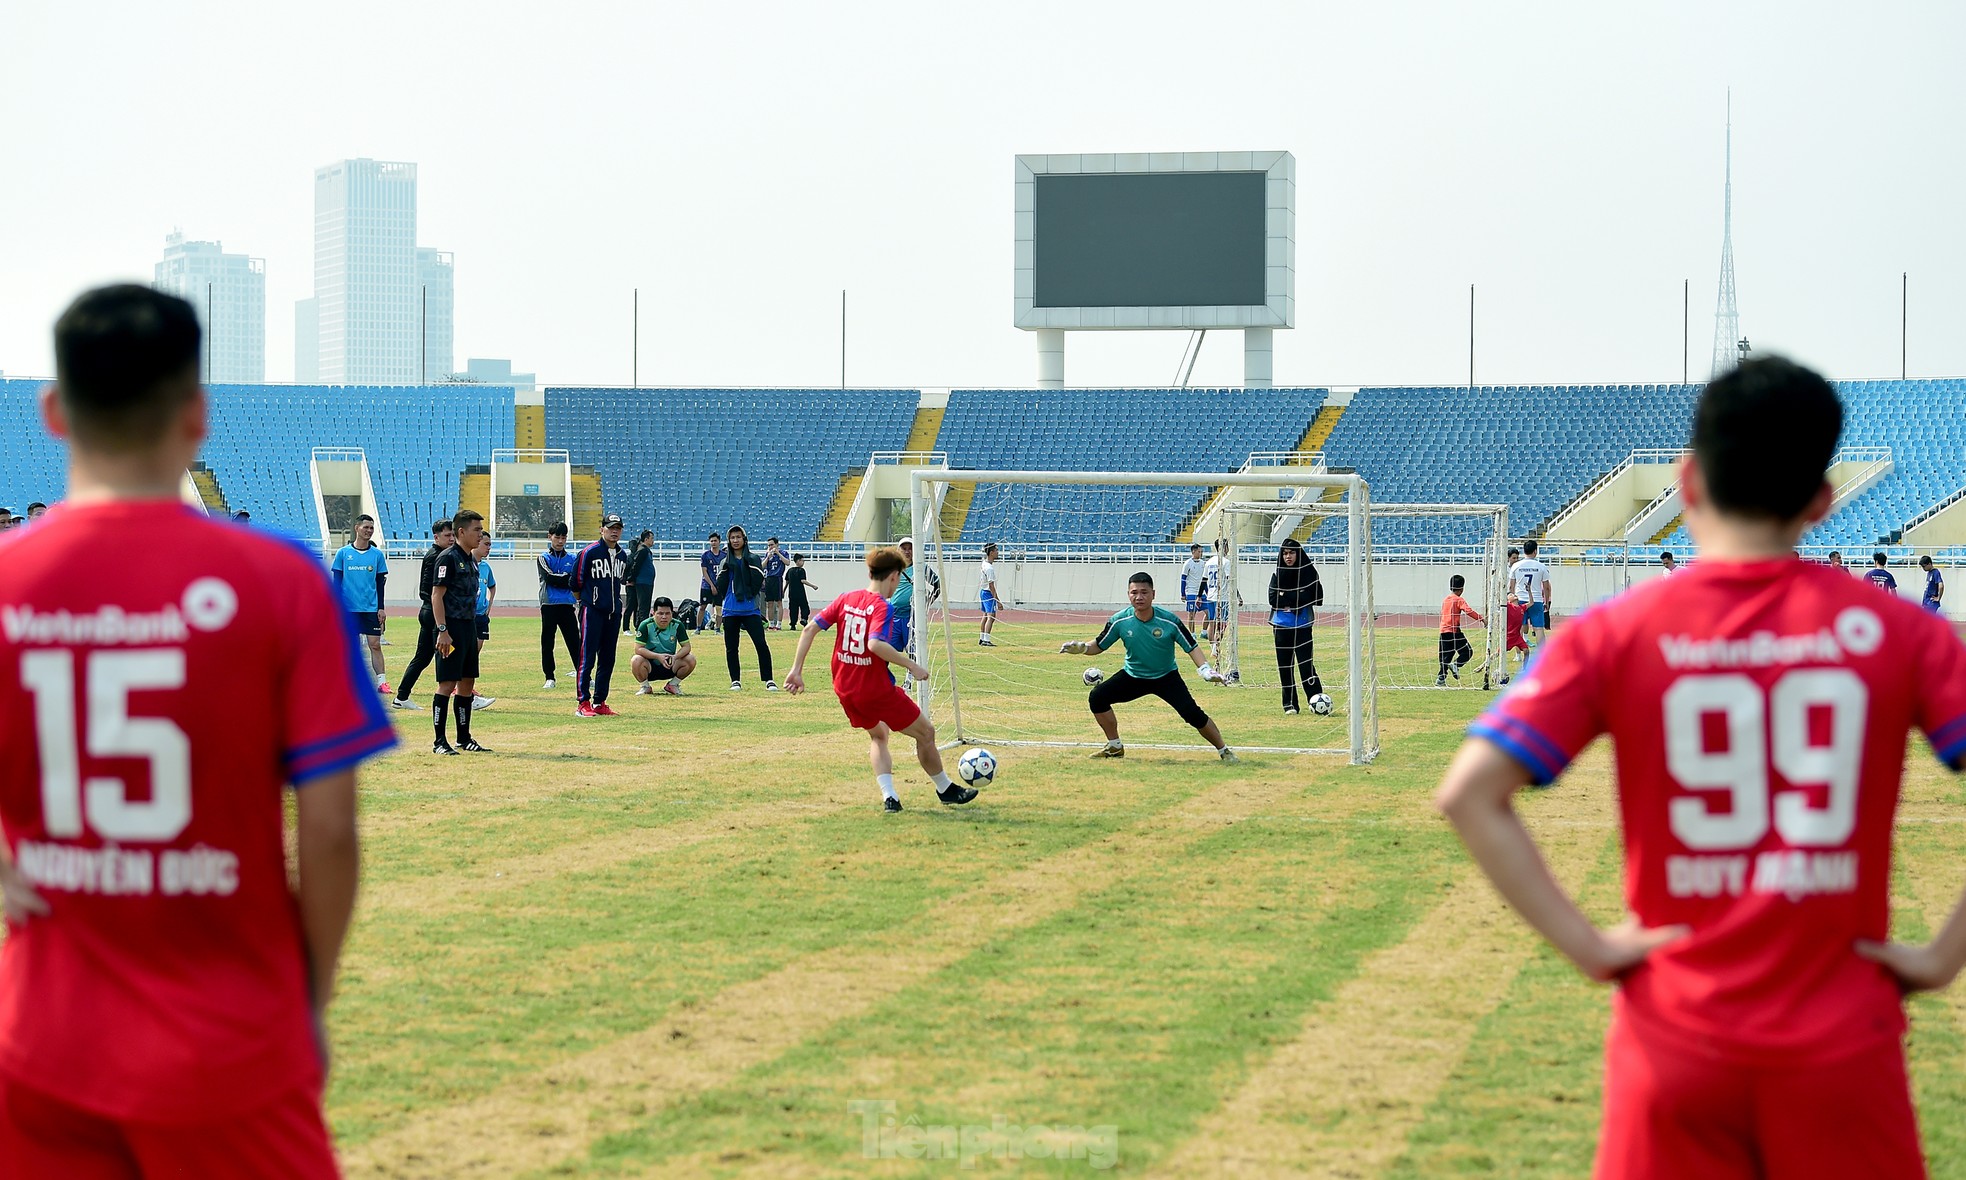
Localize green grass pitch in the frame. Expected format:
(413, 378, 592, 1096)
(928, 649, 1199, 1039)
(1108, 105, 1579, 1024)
(326, 616, 1966, 1178)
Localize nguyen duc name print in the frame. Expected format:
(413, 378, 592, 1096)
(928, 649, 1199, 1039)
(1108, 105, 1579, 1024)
(13, 840, 240, 897)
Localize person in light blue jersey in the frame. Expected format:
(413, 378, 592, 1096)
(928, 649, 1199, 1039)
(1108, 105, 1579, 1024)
(330, 513, 390, 693)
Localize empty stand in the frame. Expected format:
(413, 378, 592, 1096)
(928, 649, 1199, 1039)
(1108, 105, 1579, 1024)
(544, 388, 918, 540)
(933, 387, 1328, 544)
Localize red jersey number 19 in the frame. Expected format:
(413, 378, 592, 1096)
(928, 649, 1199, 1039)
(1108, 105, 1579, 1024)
(21, 649, 193, 843)
(841, 613, 869, 658)
(1663, 668, 1866, 852)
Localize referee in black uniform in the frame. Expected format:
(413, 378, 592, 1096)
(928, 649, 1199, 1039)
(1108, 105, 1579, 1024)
(392, 517, 455, 709)
(430, 510, 489, 753)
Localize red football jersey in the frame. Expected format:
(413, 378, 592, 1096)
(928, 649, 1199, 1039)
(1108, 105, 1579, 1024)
(814, 588, 903, 700)
(0, 501, 396, 1122)
(1475, 558, 1966, 1066)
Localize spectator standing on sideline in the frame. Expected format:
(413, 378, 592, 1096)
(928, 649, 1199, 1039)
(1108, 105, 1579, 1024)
(330, 512, 390, 694)
(573, 515, 629, 717)
(1269, 538, 1326, 710)
(1508, 540, 1553, 647)
(787, 554, 817, 629)
(979, 542, 1003, 646)
(717, 524, 776, 691)
(536, 522, 580, 689)
(469, 531, 497, 710)
(392, 518, 456, 709)
(622, 529, 656, 631)
(1866, 552, 1899, 595)
(762, 537, 789, 630)
(699, 531, 724, 633)
(1180, 542, 1207, 633)
(428, 511, 489, 753)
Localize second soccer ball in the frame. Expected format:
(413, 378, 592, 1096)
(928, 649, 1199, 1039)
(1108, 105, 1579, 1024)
(1083, 667, 1105, 686)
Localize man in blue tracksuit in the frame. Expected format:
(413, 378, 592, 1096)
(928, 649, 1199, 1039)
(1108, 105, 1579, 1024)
(573, 514, 628, 716)
(536, 521, 581, 689)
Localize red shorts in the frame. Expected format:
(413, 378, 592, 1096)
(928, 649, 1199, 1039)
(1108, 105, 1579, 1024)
(838, 682, 922, 734)
(1595, 1012, 1924, 1180)
(0, 1075, 339, 1180)
(1507, 631, 1528, 652)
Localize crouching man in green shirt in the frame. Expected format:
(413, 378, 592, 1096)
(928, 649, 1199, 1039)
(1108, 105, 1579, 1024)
(632, 596, 699, 696)
(1060, 571, 1237, 762)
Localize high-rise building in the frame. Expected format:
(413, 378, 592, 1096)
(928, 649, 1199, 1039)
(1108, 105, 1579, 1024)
(307, 159, 420, 384)
(154, 231, 265, 382)
(416, 248, 454, 384)
(294, 298, 319, 384)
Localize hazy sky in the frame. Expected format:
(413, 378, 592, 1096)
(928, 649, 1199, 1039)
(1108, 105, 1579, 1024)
(3, 1, 1962, 390)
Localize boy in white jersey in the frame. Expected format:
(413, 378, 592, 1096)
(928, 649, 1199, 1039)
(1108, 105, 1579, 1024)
(1180, 542, 1207, 632)
(1508, 539, 1553, 647)
(978, 543, 1001, 646)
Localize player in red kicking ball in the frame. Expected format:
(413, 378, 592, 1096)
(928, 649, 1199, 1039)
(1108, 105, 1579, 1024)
(0, 286, 395, 1177)
(785, 545, 976, 813)
(1438, 356, 1966, 1179)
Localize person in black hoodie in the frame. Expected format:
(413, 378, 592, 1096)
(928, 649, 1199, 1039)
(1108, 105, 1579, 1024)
(622, 529, 656, 632)
(1268, 537, 1326, 715)
(716, 523, 776, 690)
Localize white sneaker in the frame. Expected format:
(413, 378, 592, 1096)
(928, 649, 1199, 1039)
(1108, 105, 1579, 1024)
(765, 681, 779, 692)
(729, 681, 743, 691)
(1219, 747, 1240, 764)
(390, 697, 418, 710)
(636, 683, 654, 695)
(663, 679, 683, 696)
(472, 696, 496, 710)
(542, 679, 556, 690)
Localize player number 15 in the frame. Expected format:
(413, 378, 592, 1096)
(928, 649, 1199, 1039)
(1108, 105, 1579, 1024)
(21, 649, 193, 843)
(1664, 669, 1866, 851)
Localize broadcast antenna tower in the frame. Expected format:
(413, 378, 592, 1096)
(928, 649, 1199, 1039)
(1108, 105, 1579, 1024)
(1710, 91, 1742, 378)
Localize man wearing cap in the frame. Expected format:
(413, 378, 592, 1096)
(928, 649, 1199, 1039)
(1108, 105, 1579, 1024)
(572, 514, 629, 717)
(890, 538, 940, 680)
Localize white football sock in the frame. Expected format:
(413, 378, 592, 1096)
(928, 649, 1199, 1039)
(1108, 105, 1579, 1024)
(931, 772, 953, 791)
(877, 773, 898, 802)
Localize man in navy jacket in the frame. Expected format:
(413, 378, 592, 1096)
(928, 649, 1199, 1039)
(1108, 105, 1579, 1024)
(573, 514, 628, 716)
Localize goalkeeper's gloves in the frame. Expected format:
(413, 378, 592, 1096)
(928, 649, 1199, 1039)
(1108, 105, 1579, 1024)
(1059, 640, 1091, 655)
(1199, 663, 1227, 684)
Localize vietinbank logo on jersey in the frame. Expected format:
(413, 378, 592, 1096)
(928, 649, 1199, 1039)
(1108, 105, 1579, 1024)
(1656, 607, 1883, 671)
(1, 578, 239, 645)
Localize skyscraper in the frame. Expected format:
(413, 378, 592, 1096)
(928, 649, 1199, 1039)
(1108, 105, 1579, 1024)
(155, 231, 265, 383)
(306, 159, 419, 384)
(416, 248, 454, 384)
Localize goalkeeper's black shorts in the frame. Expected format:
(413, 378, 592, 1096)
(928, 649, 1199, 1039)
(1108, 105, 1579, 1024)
(1087, 669, 1210, 730)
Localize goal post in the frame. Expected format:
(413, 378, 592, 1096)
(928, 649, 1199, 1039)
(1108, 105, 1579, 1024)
(909, 468, 1378, 764)
(1219, 500, 1510, 693)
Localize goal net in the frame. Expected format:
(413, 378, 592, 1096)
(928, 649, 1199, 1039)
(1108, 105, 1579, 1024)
(908, 469, 1378, 763)
(1217, 500, 1510, 693)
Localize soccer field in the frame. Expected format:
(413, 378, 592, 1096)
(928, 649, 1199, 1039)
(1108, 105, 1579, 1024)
(329, 616, 1966, 1178)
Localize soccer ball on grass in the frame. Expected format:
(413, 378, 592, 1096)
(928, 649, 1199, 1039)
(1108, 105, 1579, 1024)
(957, 747, 997, 788)
(1308, 693, 1334, 716)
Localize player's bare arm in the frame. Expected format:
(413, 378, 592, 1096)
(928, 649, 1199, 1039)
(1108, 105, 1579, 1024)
(294, 767, 361, 1023)
(431, 586, 453, 654)
(1437, 738, 1687, 981)
(869, 637, 927, 682)
(784, 619, 824, 694)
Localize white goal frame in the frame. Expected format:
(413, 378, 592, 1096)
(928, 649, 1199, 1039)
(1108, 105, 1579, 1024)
(1220, 499, 1509, 692)
(910, 468, 1376, 764)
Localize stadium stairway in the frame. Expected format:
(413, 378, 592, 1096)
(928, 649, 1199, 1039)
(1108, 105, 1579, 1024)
(817, 469, 865, 541)
(903, 405, 945, 453)
(1297, 401, 1347, 454)
(188, 465, 229, 514)
(571, 467, 604, 538)
(460, 467, 492, 523)
(516, 404, 546, 449)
